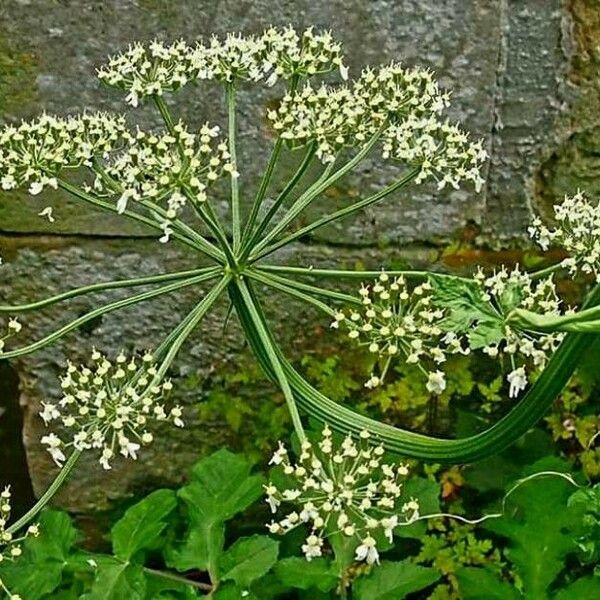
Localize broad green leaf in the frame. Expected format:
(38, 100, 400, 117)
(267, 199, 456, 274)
(111, 488, 177, 561)
(0, 510, 78, 599)
(353, 560, 439, 600)
(166, 449, 264, 574)
(456, 567, 519, 600)
(219, 535, 279, 587)
(430, 275, 505, 348)
(395, 477, 440, 539)
(85, 562, 146, 600)
(274, 557, 338, 592)
(554, 576, 600, 600)
(484, 460, 585, 598)
(213, 582, 259, 599)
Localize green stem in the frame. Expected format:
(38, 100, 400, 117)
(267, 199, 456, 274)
(182, 188, 237, 267)
(153, 95, 178, 135)
(256, 264, 468, 281)
(226, 83, 241, 252)
(245, 270, 337, 317)
(508, 305, 600, 333)
(239, 142, 317, 262)
(143, 567, 212, 593)
(235, 278, 306, 442)
(0, 267, 215, 313)
(241, 77, 300, 248)
(0, 269, 221, 359)
(58, 180, 222, 261)
(251, 269, 361, 306)
(250, 130, 383, 258)
(529, 262, 565, 280)
(253, 167, 420, 261)
(6, 451, 81, 535)
(154, 275, 231, 380)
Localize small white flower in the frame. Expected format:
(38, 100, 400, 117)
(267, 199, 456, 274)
(426, 370, 447, 395)
(507, 367, 528, 398)
(355, 535, 379, 565)
(38, 207, 55, 222)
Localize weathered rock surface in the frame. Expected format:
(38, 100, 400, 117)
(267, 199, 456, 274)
(0, 0, 598, 513)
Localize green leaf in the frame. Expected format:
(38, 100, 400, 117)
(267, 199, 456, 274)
(166, 449, 264, 574)
(85, 562, 146, 600)
(484, 460, 585, 598)
(274, 557, 338, 592)
(554, 577, 600, 600)
(0, 510, 78, 599)
(111, 488, 177, 561)
(219, 535, 279, 587)
(430, 275, 505, 349)
(395, 477, 440, 539)
(455, 567, 519, 600)
(353, 560, 439, 600)
(213, 582, 259, 600)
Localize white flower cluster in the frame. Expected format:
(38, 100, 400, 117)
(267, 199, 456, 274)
(95, 121, 233, 219)
(265, 427, 420, 565)
(268, 84, 377, 163)
(0, 318, 22, 354)
(331, 273, 468, 392)
(529, 190, 600, 282)
(40, 349, 184, 470)
(97, 40, 203, 107)
(0, 486, 39, 600)
(382, 117, 487, 192)
(0, 113, 127, 195)
(261, 26, 347, 85)
(474, 266, 566, 398)
(97, 28, 348, 106)
(268, 62, 486, 190)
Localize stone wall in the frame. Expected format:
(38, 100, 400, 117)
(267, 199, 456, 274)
(0, 0, 599, 513)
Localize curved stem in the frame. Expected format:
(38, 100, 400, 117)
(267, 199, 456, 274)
(6, 451, 81, 535)
(226, 83, 241, 252)
(245, 270, 336, 317)
(0, 269, 221, 359)
(250, 130, 383, 258)
(240, 142, 317, 261)
(235, 278, 306, 442)
(154, 274, 231, 380)
(508, 304, 600, 333)
(253, 167, 420, 261)
(0, 267, 216, 313)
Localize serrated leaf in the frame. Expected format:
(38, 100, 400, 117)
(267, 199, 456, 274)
(430, 275, 505, 348)
(455, 567, 519, 600)
(166, 449, 264, 574)
(353, 560, 439, 600)
(274, 557, 338, 592)
(0, 510, 78, 599)
(554, 576, 600, 600)
(112, 488, 177, 561)
(213, 582, 259, 599)
(219, 535, 279, 587)
(484, 460, 586, 598)
(86, 562, 146, 600)
(395, 477, 440, 539)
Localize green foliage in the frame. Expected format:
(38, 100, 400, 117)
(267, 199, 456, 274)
(430, 275, 505, 349)
(568, 483, 600, 567)
(352, 560, 439, 599)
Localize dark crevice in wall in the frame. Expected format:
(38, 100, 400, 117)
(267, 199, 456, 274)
(0, 360, 35, 518)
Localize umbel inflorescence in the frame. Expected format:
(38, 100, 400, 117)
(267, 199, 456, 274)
(265, 427, 420, 565)
(39, 350, 183, 469)
(0, 25, 597, 570)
